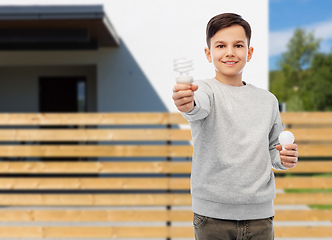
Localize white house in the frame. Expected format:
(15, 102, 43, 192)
(0, 0, 268, 113)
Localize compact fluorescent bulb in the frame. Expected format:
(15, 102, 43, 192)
(173, 58, 194, 84)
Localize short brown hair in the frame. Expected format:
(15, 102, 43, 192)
(206, 13, 251, 48)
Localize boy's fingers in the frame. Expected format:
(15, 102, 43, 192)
(280, 155, 298, 163)
(174, 96, 194, 106)
(173, 84, 192, 92)
(285, 144, 298, 151)
(281, 161, 297, 168)
(172, 90, 194, 101)
(275, 145, 282, 151)
(191, 84, 199, 92)
(280, 150, 299, 157)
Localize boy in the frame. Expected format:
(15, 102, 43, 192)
(172, 13, 298, 240)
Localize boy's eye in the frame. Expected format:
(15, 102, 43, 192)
(216, 45, 225, 48)
(235, 45, 243, 48)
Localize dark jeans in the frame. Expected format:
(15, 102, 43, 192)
(193, 213, 274, 240)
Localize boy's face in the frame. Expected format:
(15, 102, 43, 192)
(205, 25, 254, 82)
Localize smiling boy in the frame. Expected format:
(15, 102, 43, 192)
(172, 13, 298, 240)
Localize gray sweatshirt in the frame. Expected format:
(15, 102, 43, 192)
(182, 78, 287, 220)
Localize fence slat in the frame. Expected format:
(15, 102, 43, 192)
(0, 226, 331, 238)
(0, 210, 170, 222)
(0, 144, 330, 157)
(0, 113, 189, 125)
(0, 209, 331, 222)
(0, 226, 169, 238)
(284, 128, 332, 141)
(275, 193, 332, 205)
(280, 112, 332, 125)
(0, 129, 192, 141)
(0, 112, 331, 125)
(275, 177, 332, 189)
(0, 194, 192, 206)
(0, 177, 330, 190)
(274, 161, 332, 173)
(0, 193, 331, 206)
(0, 161, 330, 174)
(0, 145, 193, 157)
(0, 161, 190, 174)
(0, 128, 330, 142)
(0, 178, 171, 190)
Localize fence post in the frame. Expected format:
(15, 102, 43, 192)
(166, 123, 172, 240)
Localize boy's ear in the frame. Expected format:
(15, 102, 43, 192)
(247, 46, 254, 62)
(204, 47, 212, 63)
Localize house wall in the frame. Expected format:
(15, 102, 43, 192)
(104, 0, 269, 112)
(0, 49, 168, 112)
(0, 0, 268, 113)
(0, 66, 97, 112)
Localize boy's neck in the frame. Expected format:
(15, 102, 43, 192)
(215, 74, 245, 87)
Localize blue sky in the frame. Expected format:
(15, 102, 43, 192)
(269, 0, 332, 70)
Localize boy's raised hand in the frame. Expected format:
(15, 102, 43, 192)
(276, 144, 299, 169)
(172, 84, 199, 113)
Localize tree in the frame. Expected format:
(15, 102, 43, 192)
(304, 52, 332, 111)
(269, 28, 332, 111)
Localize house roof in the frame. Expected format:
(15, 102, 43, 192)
(0, 5, 120, 50)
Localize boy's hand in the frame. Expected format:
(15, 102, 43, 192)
(172, 84, 199, 113)
(276, 144, 298, 168)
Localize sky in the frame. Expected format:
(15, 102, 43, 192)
(269, 0, 332, 70)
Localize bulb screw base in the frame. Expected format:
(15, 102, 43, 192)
(176, 75, 193, 84)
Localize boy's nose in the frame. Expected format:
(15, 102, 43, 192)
(226, 52, 235, 57)
(225, 47, 235, 57)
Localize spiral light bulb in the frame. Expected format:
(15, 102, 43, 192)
(173, 58, 194, 84)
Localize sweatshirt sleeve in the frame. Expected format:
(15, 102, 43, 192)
(269, 96, 288, 170)
(181, 80, 213, 122)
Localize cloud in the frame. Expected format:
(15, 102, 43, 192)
(269, 19, 332, 56)
(269, 29, 293, 56)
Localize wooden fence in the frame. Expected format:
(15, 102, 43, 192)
(0, 112, 331, 239)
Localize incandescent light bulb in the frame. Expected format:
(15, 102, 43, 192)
(278, 131, 295, 150)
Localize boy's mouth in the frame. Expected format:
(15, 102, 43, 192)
(222, 61, 238, 66)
